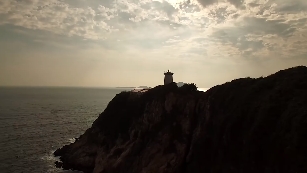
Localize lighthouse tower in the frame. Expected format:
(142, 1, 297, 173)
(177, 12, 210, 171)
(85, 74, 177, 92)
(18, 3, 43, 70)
(164, 70, 174, 85)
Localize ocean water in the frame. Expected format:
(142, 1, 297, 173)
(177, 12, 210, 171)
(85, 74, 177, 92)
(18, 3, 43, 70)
(0, 87, 127, 173)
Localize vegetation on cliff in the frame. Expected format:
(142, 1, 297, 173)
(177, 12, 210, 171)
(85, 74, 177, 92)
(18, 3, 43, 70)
(54, 66, 307, 173)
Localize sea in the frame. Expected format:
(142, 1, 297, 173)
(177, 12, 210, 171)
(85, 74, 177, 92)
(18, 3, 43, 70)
(0, 86, 208, 173)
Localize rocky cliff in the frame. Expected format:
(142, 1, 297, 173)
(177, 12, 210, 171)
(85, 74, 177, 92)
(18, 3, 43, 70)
(54, 66, 307, 173)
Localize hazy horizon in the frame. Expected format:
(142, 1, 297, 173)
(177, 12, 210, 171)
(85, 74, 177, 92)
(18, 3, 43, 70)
(0, 84, 210, 89)
(1, 0, 307, 88)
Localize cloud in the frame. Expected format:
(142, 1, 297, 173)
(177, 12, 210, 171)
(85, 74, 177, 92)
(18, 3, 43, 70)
(1, 0, 307, 88)
(196, 0, 246, 8)
(0, 0, 307, 62)
(0, 0, 117, 39)
(64, 0, 114, 8)
(0, 0, 197, 42)
(196, 0, 217, 7)
(273, 0, 307, 13)
(188, 0, 307, 59)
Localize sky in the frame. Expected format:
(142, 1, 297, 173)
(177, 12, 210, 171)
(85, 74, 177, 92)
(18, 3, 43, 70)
(0, 0, 307, 88)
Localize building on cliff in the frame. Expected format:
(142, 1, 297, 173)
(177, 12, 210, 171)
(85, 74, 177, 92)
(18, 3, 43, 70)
(164, 70, 174, 85)
(176, 82, 186, 87)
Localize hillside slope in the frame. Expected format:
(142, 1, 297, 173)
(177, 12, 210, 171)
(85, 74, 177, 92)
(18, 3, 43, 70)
(55, 66, 307, 173)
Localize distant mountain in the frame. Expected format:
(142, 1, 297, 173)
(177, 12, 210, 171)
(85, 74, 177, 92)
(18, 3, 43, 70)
(116, 87, 135, 88)
(138, 86, 150, 89)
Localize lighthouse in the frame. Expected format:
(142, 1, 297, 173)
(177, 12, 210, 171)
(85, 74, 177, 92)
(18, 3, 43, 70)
(164, 70, 174, 85)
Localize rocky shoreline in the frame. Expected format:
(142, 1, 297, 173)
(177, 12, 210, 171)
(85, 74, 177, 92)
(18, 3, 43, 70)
(54, 66, 307, 173)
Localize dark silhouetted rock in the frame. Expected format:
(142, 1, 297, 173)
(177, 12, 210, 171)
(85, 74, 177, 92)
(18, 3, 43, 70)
(54, 66, 307, 173)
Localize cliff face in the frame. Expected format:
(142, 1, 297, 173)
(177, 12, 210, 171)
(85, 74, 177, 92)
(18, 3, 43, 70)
(54, 66, 307, 173)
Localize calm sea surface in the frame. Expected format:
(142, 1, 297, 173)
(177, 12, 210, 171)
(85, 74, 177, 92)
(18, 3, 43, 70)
(0, 87, 127, 173)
